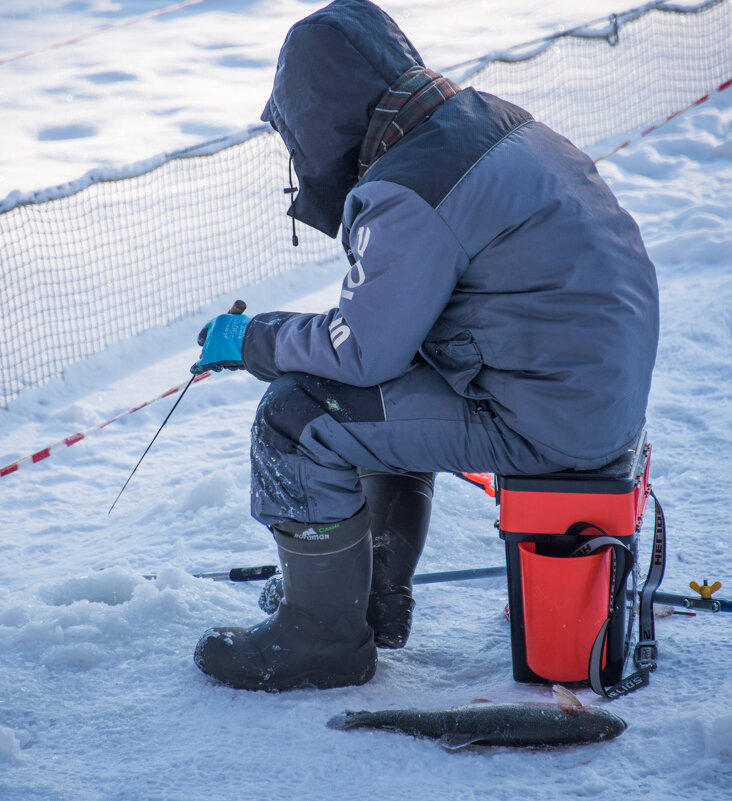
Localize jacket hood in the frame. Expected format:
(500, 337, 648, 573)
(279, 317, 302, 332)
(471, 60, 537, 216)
(261, 0, 424, 238)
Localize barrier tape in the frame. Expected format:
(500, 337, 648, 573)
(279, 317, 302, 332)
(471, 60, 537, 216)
(0, 0, 210, 66)
(0, 372, 210, 478)
(593, 77, 732, 163)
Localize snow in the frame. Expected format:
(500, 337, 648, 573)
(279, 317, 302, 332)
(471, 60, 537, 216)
(1, 1, 732, 800)
(1, 0, 628, 198)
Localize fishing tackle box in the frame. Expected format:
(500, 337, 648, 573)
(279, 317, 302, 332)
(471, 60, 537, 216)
(497, 432, 651, 686)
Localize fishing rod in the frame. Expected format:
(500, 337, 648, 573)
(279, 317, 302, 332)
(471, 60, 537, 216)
(108, 299, 248, 516)
(108, 374, 195, 516)
(142, 564, 508, 584)
(139, 563, 730, 613)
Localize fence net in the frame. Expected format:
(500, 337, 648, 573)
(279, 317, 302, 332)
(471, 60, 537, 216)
(1, 0, 730, 407)
(466, 0, 732, 150)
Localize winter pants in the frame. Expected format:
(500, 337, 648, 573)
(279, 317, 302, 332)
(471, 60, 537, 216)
(250, 365, 568, 526)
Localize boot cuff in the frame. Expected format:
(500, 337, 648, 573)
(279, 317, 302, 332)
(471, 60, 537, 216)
(273, 503, 371, 555)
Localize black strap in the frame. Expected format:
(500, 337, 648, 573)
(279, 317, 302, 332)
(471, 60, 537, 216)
(571, 488, 666, 699)
(566, 525, 634, 696)
(634, 488, 667, 671)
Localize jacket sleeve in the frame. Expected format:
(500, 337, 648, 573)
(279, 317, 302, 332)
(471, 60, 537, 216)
(241, 180, 469, 386)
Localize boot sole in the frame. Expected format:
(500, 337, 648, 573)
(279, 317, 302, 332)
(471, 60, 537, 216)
(195, 627, 378, 692)
(213, 652, 378, 692)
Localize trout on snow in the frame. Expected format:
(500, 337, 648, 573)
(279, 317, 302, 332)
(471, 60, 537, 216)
(327, 687, 627, 751)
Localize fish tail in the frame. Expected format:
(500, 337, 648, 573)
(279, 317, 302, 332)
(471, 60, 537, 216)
(326, 711, 369, 730)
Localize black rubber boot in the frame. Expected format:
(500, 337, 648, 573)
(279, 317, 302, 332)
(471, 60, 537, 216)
(194, 505, 377, 691)
(360, 470, 434, 649)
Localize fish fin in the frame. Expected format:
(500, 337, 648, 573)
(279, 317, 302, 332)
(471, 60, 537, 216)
(438, 733, 487, 751)
(552, 684, 585, 713)
(326, 710, 368, 730)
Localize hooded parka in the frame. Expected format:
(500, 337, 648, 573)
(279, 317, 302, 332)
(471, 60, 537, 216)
(243, 0, 659, 523)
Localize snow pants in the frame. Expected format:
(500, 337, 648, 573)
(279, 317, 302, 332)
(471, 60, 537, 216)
(250, 365, 569, 526)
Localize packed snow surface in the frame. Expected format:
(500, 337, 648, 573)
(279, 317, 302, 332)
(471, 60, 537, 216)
(1, 0, 627, 197)
(1, 2, 731, 800)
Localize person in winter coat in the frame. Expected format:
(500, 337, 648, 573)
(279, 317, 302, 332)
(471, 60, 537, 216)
(191, 0, 659, 692)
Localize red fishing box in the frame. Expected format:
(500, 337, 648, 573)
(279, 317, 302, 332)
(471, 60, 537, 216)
(497, 432, 651, 686)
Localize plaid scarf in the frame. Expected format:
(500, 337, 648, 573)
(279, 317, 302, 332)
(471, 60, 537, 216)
(358, 66, 460, 178)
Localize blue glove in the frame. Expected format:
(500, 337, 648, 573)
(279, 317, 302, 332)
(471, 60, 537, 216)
(190, 313, 251, 375)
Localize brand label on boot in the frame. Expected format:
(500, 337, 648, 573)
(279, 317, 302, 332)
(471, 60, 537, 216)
(294, 527, 331, 541)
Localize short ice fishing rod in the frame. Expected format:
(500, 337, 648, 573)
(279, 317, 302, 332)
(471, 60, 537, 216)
(108, 299, 247, 515)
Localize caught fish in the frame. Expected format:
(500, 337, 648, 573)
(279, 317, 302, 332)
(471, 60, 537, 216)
(327, 686, 627, 750)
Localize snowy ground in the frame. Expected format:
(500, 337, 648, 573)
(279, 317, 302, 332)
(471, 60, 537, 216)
(1, 0, 626, 198)
(1, 2, 732, 800)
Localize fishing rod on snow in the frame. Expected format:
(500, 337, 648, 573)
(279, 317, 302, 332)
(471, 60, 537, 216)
(138, 563, 731, 614)
(142, 565, 509, 584)
(108, 299, 248, 516)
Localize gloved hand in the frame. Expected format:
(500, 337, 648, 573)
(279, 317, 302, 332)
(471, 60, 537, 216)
(190, 313, 251, 375)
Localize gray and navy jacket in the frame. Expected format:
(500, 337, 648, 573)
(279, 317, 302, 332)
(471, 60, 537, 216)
(244, 0, 659, 470)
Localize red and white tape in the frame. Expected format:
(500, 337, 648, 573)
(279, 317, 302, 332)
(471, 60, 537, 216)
(0, 372, 210, 478)
(593, 77, 732, 164)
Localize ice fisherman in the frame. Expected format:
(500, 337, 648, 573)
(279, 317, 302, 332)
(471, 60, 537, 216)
(191, 0, 659, 692)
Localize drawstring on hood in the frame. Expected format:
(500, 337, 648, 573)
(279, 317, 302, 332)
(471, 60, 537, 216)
(284, 150, 299, 246)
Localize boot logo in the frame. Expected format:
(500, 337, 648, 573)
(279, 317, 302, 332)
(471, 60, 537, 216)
(294, 527, 331, 541)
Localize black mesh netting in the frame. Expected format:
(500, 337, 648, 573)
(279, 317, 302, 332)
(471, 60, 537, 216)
(467, 0, 731, 149)
(1, 0, 730, 406)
